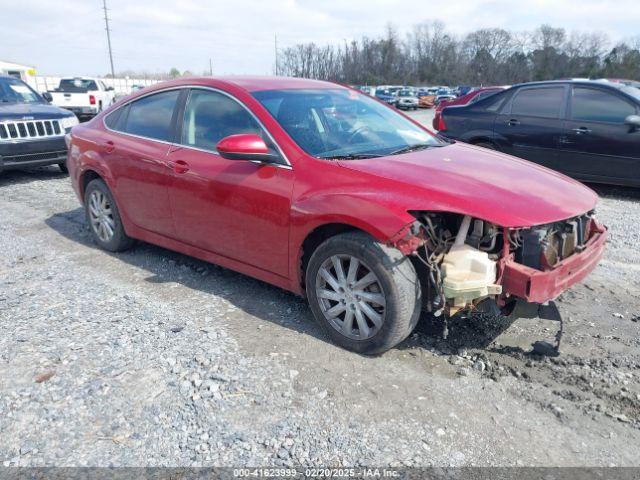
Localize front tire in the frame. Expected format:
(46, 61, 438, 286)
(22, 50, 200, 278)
(84, 178, 134, 252)
(306, 232, 422, 354)
(58, 162, 68, 174)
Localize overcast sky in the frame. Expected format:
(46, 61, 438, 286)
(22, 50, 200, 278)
(3, 0, 640, 77)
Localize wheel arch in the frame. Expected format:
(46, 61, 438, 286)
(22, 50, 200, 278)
(469, 137, 499, 149)
(79, 169, 104, 202)
(297, 222, 377, 294)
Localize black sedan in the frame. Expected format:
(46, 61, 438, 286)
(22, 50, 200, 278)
(438, 80, 640, 187)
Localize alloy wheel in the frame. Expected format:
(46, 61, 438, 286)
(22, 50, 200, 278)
(88, 190, 115, 243)
(315, 254, 386, 340)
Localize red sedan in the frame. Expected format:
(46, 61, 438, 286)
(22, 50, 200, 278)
(433, 86, 505, 130)
(67, 77, 606, 354)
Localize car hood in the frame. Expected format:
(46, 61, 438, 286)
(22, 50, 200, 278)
(338, 142, 598, 227)
(0, 103, 73, 120)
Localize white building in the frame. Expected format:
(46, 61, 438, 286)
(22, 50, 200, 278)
(0, 60, 37, 83)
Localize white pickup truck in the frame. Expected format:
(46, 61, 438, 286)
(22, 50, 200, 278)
(49, 77, 116, 119)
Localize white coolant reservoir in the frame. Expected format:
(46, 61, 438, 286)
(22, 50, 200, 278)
(441, 244, 502, 310)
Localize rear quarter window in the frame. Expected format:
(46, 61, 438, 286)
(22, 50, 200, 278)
(104, 105, 127, 131)
(470, 90, 508, 112)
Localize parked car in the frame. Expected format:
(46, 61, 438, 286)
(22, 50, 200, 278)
(0, 75, 78, 174)
(433, 87, 505, 130)
(439, 80, 640, 187)
(434, 88, 457, 106)
(598, 78, 640, 89)
(396, 89, 419, 110)
(455, 86, 474, 97)
(50, 77, 116, 119)
(359, 86, 375, 96)
(67, 77, 606, 354)
(374, 88, 397, 106)
(418, 93, 436, 109)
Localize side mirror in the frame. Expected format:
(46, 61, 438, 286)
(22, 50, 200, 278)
(216, 134, 280, 163)
(42, 92, 53, 102)
(624, 115, 640, 130)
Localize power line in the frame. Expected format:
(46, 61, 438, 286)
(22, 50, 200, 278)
(102, 0, 115, 78)
(274, 34, 279, 76)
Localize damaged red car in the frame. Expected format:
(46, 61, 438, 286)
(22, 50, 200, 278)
(66, 77, 607, 354)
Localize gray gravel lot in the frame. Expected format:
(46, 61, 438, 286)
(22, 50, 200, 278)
(1, 111, 639, 467)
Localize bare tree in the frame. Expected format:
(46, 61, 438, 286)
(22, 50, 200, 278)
(278, 22, 640, 86)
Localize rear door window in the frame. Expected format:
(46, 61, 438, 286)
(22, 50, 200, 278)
(511, 87, 565, 118)
(570, 87, 636, 124)
(124, 90, 180, 142)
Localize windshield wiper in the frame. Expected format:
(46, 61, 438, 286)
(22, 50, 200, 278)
(389, 143, 436, 155)
(319, 152, 384, 160)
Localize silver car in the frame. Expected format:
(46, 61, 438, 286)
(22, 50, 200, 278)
(396, 89, 419, 110)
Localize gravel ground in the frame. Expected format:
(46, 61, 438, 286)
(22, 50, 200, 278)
(1, 117, 639, 466)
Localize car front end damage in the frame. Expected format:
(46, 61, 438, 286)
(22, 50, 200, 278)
(389, 211, 607, 352)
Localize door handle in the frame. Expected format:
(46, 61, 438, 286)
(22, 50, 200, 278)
(103, 140, 115, 153)
(166, 159, 190, 174)
(572, 127, 591, 134)
(507, 119, 520, 126)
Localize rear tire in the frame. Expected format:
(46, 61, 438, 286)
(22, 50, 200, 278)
(84, 178, 134, 252)
(306, 232, 422, 355)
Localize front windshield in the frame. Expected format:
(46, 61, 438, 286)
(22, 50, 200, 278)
(253, 89, 442, 159)
(0, 77, 42, 104)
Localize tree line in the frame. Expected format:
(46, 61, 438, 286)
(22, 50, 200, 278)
(278, 22, 640, 86)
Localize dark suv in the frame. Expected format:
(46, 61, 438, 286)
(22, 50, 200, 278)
(0, 75, 79, 174)
(439, 80, 640, 187)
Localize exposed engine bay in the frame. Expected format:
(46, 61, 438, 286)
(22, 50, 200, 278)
(401, 210, 599, 317)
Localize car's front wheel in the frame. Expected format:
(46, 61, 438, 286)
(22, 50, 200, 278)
(84, 178, 134, 252)
(306, 232, 422, 354)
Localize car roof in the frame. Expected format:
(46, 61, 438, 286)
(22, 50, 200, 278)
(205, 75, 340, 92)
(511, 79, 627, 91)
(130, 76, 344, 96)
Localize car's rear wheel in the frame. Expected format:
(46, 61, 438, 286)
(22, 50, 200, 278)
(306, 232, 422, 354)
(84, 178, 134, 252)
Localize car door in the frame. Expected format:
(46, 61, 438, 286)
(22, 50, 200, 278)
(165, 88, 294, 277)
(493, 85, 567, 170)
(103, 89, 181, 237)
(558, 85, 640, 183)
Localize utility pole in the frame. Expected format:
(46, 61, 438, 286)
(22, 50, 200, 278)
(209, 58, 213, 76)
(274, 34, 278, 76)
(102, 0, 115, 78)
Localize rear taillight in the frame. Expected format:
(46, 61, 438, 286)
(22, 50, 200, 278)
(437, 114, 446, 131)
(89, 95, 96, 105)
